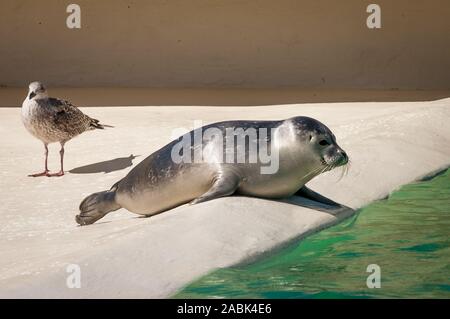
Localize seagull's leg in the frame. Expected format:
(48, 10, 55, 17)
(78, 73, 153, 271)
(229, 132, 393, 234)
(48, 142, 65, 177)
(45, 144, 49, 171)
(29, 143, 49, 177)
(59, 143, 65, 175)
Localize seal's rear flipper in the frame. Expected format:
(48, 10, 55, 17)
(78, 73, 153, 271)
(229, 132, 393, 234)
(76, 189, 121, 226)
(190, 172, 241, 205)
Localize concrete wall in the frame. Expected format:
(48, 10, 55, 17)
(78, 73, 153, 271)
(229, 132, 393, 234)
(0, 0, 449, 90)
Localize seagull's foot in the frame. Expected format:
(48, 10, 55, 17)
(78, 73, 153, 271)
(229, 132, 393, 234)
(46, 171, 64, 177)
(28, 170, 50, 177)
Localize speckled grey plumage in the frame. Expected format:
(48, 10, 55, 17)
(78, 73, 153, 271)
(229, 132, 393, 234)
(22, 91, 104, 144)
(21, 81, 109, 176)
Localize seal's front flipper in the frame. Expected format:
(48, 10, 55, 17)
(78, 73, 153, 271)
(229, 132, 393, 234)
(190, 172, 241, 205)
(295, 186, 340, 207)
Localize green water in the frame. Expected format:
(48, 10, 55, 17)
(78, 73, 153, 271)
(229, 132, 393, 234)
(176, 169, 450, 299)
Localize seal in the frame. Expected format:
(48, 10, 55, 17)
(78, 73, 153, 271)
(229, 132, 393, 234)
(76, 116, 348, 225)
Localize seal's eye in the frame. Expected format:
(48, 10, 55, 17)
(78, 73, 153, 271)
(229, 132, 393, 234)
(319, 140, 330, 146)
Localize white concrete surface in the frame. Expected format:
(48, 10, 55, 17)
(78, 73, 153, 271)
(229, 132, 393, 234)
(0, 99, 449, 298)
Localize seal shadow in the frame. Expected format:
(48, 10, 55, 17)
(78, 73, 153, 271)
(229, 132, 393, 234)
(136, 192, 355, 220)
(69, 154, 140, 174)
(280, 195, 356, 217)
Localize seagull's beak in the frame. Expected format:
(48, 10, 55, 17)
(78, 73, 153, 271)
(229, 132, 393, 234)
(29, 91, 36, 99)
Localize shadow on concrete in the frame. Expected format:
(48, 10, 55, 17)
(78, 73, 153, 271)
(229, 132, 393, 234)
(282, 195, 355, 217)
(69, 154, 139, 174)
(136, 191, 356, 220)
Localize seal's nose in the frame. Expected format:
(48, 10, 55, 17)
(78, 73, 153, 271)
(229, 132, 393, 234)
(338, 149, 348, 163)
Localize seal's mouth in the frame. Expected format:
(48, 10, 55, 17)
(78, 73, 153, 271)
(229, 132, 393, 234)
(321, 155, 348, 171)
(318, 150, 350, 179)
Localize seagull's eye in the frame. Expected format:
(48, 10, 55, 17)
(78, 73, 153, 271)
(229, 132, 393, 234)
(319, 140, 330, 146)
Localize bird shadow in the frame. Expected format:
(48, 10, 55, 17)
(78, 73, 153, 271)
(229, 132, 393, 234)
(69, 154, 140, 174)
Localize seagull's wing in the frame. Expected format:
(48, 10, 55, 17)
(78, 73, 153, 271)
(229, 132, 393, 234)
(46, 98, 103, 133)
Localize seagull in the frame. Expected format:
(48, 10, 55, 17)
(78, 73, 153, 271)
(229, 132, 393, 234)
(21, 81, 111, 177)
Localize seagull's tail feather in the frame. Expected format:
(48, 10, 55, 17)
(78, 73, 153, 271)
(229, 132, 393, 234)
(76, 183, 121, 226)
(89, 118, 114, 130)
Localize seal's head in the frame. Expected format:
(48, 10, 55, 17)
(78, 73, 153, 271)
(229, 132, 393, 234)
(28, 81, 47, 100)
(290, 116, 348, 173)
